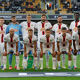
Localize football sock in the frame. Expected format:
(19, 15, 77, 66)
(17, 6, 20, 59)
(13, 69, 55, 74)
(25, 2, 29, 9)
(73, 55, 77, 67)
(9, 54, 13, 66)
(40, 58, 43, 69)
(3, 56, 7, 69)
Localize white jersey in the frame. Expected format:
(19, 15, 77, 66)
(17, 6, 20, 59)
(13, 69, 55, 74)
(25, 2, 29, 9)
(69, 21, 80, 33)
(20, 21, 36, 39)
(73, 31, 80, 50)
(52, 23, 68, 39)
(57, 33, 72, 52)
(40, 34, 55, 53)
(36, 21, 52, 39)
(24, 35, 37, 48)
(0, 24, 7, 43)
(4, 33, 19, 53)
(36, 21, 52, 49)
(24, 35, 37, 53)
(52, 23, 68, 51)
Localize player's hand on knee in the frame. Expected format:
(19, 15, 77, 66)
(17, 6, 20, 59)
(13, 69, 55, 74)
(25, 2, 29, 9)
(57, 51, 61, 55)
(16, 51, 19, 56)
(34, 52, 37, 57)
(4, 51, 7, 56)
(52, 52, 56, 57)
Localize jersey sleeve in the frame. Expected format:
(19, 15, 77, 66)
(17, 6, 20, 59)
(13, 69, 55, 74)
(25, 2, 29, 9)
(48, 22, 52, 28)
(51, 35, 55, 43)
(72, 33, 76, 40)
(63, 24, 68, 30)
(68, 34, 72, 40)
(52, 24, 56, 32)
(4, 35, 8, 42)
(35, 22, 38, 29)
(19, 25, 22, 35)
(20, 22, 24, 27)
(15, 35, 19, 42)
(33, 22, 37, 29)
(69, 22, 73, 30)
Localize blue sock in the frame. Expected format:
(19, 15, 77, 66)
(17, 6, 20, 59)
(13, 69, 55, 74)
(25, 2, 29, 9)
(9, 54, 13, 66)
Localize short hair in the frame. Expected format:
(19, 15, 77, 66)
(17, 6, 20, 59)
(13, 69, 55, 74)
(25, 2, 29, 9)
(11, 16, 16, 18)
(74, 12, 79, 15)
(61, 27, 67, 30)
(27, 14, 31, 17)
(46, 28, 50, 31)
(42, 14, 46, 17)
(57, 15, 62, 18)
(28, 28, 33, 31)
(0, 17, 4, 19)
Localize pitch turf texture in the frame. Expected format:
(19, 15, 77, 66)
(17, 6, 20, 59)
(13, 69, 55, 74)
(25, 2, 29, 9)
(1, 54, 80, 72)
(0, 77, 80, 80)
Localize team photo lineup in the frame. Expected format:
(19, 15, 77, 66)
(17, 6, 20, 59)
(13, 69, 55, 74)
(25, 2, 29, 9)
(0, 13, 80, 71)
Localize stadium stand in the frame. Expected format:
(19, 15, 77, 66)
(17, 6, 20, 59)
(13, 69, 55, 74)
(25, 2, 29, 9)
(0, 0, 79, 14)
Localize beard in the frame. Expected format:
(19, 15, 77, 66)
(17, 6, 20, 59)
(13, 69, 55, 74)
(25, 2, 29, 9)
(62, 33, 66, 36)
(58, 21, 62, 23)
(42, 19, 46, 22)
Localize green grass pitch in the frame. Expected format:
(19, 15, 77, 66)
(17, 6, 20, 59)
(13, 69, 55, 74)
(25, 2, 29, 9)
(0, 54, 80, 72)
(0, 77, 80, 80)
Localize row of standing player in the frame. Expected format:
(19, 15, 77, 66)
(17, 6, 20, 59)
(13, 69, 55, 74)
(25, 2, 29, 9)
(0, 13, 80, 70)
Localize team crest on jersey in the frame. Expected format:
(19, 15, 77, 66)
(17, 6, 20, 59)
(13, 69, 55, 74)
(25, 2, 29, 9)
(31, 24, 33, 26)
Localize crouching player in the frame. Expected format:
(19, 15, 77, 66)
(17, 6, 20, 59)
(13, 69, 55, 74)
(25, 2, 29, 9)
(72, 25, 80, 69)
(23, 28, 37, 70)
(57, 27, 72, 69)
(40, 28, 55, 70)
(2, 28, 20, 70)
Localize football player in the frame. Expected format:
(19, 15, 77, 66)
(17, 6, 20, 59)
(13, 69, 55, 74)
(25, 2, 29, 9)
(23, 28, 37, 70)
(0, 17, 7, 69)
(3, 28, 20, 70)
(52, 15, 68, 69)
(72, 25, 80, 69)
(40, 28, 55, 69)
(6, 16, 22, 69)
(57, 27, 72, 69)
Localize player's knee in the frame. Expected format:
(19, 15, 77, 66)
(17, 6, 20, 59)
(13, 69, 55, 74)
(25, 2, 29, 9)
(68, 52, 71, 56)
(57, 52, 61, 56)
(52, 52, 56, 57)
(3, 54, 7, 56)
(40, 53, 43, 58)
(34, 53, 37, 57)
(15, 54, 19, 56)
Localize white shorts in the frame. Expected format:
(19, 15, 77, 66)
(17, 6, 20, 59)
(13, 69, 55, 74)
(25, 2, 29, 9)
(26, 47, 34, 54)
(0, 43, 4, 53)
(76, 45, 80, 51)
(60, 47, 68, 52)
(43, 48, 52, 53)
(7, 47, 16, 54)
